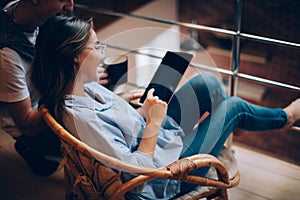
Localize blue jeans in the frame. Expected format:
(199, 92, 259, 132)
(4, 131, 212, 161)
(167, 72, 287, 193)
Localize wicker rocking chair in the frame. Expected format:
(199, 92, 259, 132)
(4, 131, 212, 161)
(39, 104, 240, 200)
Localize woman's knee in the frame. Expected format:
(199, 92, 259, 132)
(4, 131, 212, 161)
(226, 96, 250, 113)
(193, 72, 224, 93)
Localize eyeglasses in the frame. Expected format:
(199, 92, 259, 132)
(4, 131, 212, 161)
(86, 44, 106, 58)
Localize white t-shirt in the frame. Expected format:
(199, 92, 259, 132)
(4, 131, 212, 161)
(0, 33, 38, 137)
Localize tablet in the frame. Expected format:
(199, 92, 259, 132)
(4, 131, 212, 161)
(139, 51, 193, 104)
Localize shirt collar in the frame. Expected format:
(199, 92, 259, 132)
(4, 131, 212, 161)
(65, 82, 112, 111)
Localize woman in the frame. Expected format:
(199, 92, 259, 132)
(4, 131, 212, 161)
(31, 16, 300, 199)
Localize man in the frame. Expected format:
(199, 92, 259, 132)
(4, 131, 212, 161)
(0, 0, 74, 176)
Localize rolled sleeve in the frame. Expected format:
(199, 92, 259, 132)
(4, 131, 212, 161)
(0, 48, 30, 103)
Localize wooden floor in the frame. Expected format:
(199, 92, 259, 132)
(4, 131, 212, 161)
(228, 144, 300, 200)
(0, 131, 299, 200)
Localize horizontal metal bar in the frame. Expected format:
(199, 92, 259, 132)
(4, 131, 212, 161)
(291, 126, 300, 132)
(105, 44, 163, 60)
(240, 33, 300, 48)
(190, 62, 234, 76)
(191, 63, 300, 91)
(237, 73, 300, 91)
(75, 4, 300, 49)
(75, 4, 236, 36)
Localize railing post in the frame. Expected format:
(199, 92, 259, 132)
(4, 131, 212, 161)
(226, 0, 244, 148)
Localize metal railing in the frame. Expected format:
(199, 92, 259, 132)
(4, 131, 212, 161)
(75, 1, 300, 131)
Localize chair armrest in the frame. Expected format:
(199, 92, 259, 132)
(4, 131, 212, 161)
(112, 152, 239, 199)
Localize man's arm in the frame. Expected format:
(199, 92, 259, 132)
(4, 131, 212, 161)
(6, 97, 47, 137)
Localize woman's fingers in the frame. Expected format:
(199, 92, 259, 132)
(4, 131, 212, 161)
(147, 88, 155, 98)
(146, 89, 166, 104)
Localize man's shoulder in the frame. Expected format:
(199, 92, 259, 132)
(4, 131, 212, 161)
(1, 47, 20, 55)
(0, 47, 25, 70)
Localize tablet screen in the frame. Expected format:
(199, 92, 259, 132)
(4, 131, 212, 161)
(139, 51, 193, 104)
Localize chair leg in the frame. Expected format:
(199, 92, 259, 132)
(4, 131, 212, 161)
(206, 188, 228, 200)
(218, 188, 228, 200)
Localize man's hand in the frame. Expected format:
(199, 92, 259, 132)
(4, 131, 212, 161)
(97, 67, 109, 85)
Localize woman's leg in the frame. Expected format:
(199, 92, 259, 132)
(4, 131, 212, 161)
(181, 96, 288, 159)
(167, 72, 227, 134)
(179, 96, 288, 194)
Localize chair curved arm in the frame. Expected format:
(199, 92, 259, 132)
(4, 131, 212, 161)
(112, 154, 240, 199)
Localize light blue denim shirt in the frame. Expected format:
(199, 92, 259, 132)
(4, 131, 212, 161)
(63, 82, 184, 199)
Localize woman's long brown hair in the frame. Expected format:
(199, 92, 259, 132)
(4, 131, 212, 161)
(30, 16, 93, 122)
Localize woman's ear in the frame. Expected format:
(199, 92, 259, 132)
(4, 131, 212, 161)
(74, 57, 80, 66)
